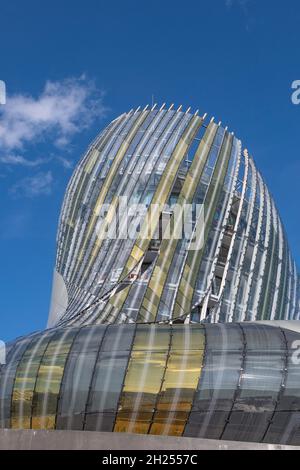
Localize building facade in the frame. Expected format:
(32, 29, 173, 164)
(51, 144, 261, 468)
(1, 105, 300, 447)
(1, 322, 300, 446)
(49, 106, 299, 328)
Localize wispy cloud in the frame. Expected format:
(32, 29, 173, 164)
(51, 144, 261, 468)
(0, 153, 73, 169)
(0, 154, 46, 167)
(0, 76, 107, 153)
(0, 76, 107, 197)
(10, 171, 54, 198)
(55, 156, 74, 169)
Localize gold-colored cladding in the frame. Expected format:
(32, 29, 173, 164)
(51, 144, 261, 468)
(137, 122, 219, 323)
(101, 114, 204, 323)
(172, 131, 233, 319)
(72, 110, 150, 284)
(114, 324, 205, 436)
(30, 329, 78, 430)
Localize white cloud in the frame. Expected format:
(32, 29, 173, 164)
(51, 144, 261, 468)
(55, 156, 74, 169)
(0, 153, 73, 169)
(0, 75, 107, 155)
(10, 171, 54, 197)
(0, 154, 46, 167)
(0, 76, 107, 197)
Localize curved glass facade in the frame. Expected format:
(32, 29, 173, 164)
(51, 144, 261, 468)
(2, 104, 299, 447)
(48, 106, 299, 328)
(1, 323, 300, 446)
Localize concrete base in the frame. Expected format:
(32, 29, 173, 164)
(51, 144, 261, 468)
(0, 429, 299, 450)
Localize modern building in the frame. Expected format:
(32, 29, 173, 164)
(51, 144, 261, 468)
(49, 105, 299, 328)
(1, 105, 300, 447)
(1, 322, 300, 446)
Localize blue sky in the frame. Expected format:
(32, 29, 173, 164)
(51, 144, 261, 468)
(0, 0, 300, 341)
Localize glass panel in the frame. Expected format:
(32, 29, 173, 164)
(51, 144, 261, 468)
(114, 411, 153, 434)
(56, 326, 106, 430)
(11, 332, 54, 429)
(0, 335, 35, 428)
(193, 351, 242, 412)
(234, 325, 285, 413)
(133, 325, 170, 351)
(120, 351, 167, 413)
(171, 325, 205, 350)
(114, 325, 171, 434)
(184, 411, 229, 440)
(70, 325, 106, 353)
(234, 352, 284, 412)
(101, 324, 135, 351)
(149, 411, 187, 437)
(222, 411, 272, 443)
(205, 324, 244, 351)
(84, 412, 116, 432)
(278, 330, 300, 411)
(192, 323, 243, 412)
(263, 412, 300, 446)
(88, 351, 131, 414)
(149, 325, 205, 436)
(155, 351, 203, 413)
(31, 329, 78, 429)
(242, 324, 285, 351)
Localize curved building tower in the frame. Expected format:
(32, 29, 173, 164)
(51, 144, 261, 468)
(1, 105, 300, 447)
(49, 105, 299, 328)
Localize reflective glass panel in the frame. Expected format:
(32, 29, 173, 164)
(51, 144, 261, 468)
(234, 352, 284, 412)
(149, 325, 205, 436)
(57, 326, 106, 430)
(222, 411, 272, 443)
(31, 329, 78, 429)
(184, 411, 229, 440)
(263, 412, 300, 446)
(193, 351, 242, 412)
(0, 335, 35, 428)
(11, 332, 54, 429)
